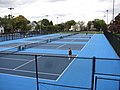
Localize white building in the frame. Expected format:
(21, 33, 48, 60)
(28, 21, 37, 31)
(69, 25, 75, 31)
(90, 23, 96, 31)
(69, 23, 84, 31)
(0, 25, 4, 33)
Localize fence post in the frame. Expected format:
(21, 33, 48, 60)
(94, 76, 97, 90)
(91, 56, 96, 90)
(35, 55, 39, 90)
(119, 80, 120, 90)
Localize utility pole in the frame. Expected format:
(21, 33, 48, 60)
(8, 8, 14, 19)
(57, 17, 58, 24)
(8, 7, 14, 39)
(106, 10, 108, 24)
(112, 0, 115, 21)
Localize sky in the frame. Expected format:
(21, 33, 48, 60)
(0, 0, 120, 24)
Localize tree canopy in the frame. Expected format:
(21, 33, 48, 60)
(87, 19, 107, 31)
(0, 14, 110, 33)
(108, 13, 120, 33)
(14, 15, 30, 32)
(64, 20, 76, 31)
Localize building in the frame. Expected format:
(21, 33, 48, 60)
(0, 25, 4, 33)
(69, 24, 84, 31)
(28, 21, 37, 31)
(90, 23, 96, 31)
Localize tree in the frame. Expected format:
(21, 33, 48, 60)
(77, 21, 85, 31)
(94, 19, 107, 31)
(49, 21, 53, 25)
(64, 20, 76, 31)
(0, 15, 12, 32)
(87, 19, 107, 31)
(14, 15, 30, 32)
(55, 23, 65, 32)
(38, 19, 57, 34)
(87, 21, 92, 30)
(115, 13, 120, 33)
(41, 19, 50, 26)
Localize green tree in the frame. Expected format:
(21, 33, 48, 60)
(42, 19, 50, 26)
(1, 15, 12, 32)
(77, 21, 85, 31)
(87, 19, 107, 31)
(87, 21, 92, 30)
(38, 19, 57, 34)
(54, 23, 65, 32)
(65, 20, 76, 31)
(115, 13, 120, 33)
(14, 15, 30, 32)
(93, 19, 107, 31)
(49, 21, 53, 25)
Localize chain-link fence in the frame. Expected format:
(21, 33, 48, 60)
(104, 30, 120, 57)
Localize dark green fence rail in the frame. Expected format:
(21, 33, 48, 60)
(104, 30, 120, 57)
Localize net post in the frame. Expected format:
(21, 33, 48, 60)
(35, 55, 39, 90)
(94, 76, 98, 90)
(119, 80, 120, 90)
(91, 56, 96, 90)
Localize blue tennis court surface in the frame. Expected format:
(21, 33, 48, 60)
(0, 33, 120, 90)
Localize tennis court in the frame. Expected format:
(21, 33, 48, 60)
(0, 54, 76, 81)
(0, 33, 120, 90)
(0, 33, 90, 81)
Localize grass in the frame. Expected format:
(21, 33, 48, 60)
(116, 33, 120, 37)
(59, 31, 103, 34)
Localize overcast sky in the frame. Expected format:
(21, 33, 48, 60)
(0, 0, 120, 24)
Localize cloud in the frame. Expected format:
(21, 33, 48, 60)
(107, 2, 120, 15)
(0, 0, 37, 8)
(116, 2, 120, 10)
(44, 0, 66, 2)
(54, 13, 66, 17)
(0, 0, 14, 8)
(97, 0, 111, 2)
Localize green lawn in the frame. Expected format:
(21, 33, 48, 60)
(59, 31, 103, 34)
(116, 33, 120, 37)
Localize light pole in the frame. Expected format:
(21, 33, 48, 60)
(106, 10, 108, 24)
(45, 15, 49, 18)
(57, 17, 58, 24)
(8, 8, 14, 19)
(8, 7, 14, 39)
(112, 0, 115, 21)
(40, 21, 42, 34)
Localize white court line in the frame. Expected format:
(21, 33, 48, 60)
(0, 71, 58, 81)
(39, 72, 60, 76)
(14, 69, 60, 76)
(79, 34, 94, 53)
(14, 67, 60, 76)
(0, 67, 60, 76)
(56, 44, 66, 49)
(13, 56, 42, 70)
(0, 67, 13, 70)
(71, 39, 76, 42)
(0, 72, 36, 80)
(13, 59, 35, 70)
(0, 56, 60, 76)
(56, 55, 78, 81)
(0, 68, 60, 81)
(0, 57, 30, 61)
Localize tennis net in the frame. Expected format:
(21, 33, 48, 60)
(0, 46, 20, 57)
(23, 40, 48, 49)
(23, 33, 77, 49)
